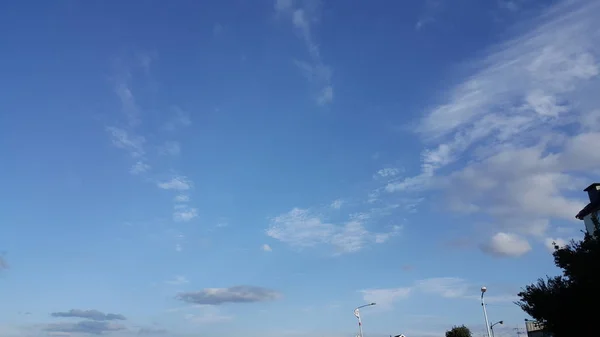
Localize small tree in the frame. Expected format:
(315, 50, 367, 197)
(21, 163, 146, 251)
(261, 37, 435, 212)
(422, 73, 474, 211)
(445, 325, 472, 337)
(516, 213, 600, 337)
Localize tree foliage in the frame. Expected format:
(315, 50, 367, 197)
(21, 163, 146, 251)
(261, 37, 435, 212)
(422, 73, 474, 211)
(445, 325, 472, 337)
(516, 213, 600, 337)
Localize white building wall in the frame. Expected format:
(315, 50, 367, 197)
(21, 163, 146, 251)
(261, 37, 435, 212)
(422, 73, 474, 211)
(582, 211, 599, 234)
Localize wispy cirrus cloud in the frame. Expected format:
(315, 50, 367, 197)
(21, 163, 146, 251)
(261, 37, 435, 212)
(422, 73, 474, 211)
(114, 75, 140, 127)
(164, 106, 191, 131)
(106, 61, 152, 178)
(389, 0, 600, 257)
(275, 0, 333, 105)
(106, 54, 200, 243)
(106, 126, 145, 158)
(130, 161, 150, 175)
(416, 0, 534, 30)
(330, 199, 344, 209)
(158, 141, 181, 156)
(361, 277, 517, 309)
(415, 0, 443, 30)
(174, 194, 190, 202)
(173, 204, 198, 222)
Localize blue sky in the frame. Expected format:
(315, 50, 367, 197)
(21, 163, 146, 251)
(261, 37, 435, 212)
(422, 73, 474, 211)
(1, 0, 600, 336)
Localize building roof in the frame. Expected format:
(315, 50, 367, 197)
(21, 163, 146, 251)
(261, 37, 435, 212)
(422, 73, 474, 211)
(576, 183, 600, 220)
(576, 201, 599, 220)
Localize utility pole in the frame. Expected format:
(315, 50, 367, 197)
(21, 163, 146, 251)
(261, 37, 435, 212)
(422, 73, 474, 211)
(480, 287, 493, 337)
(353, 302, 376, 337)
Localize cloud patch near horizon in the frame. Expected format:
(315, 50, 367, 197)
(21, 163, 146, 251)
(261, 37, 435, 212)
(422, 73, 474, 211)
(45, 321, 126, 335)
(50, 309, 126, 321)
(361, 277, 517, 309)
(177, 286, 281, 305)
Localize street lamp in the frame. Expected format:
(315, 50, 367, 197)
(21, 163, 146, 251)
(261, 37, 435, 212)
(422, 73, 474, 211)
(481, 287, 492, 337)
(490, 321, 503, 337)
(354, 302, 376, 337)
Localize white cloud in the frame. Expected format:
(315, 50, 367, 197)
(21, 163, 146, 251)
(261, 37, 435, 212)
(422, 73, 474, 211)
(175, 195, 190, 202)
(262, 244, 273, 252)
(481, 232, 532, 257)
(544, 237, 568, 252)
(375, 168, 400, 178)
(166, 275, 190, 285)
(267, 208, 335, 247)
(173, 205, 198, 222)
(266, 208, 400, 254)
(391, 0, 600, 250)
(158, 176, 193, 190)
(330, 199, 343, 209)
(130, 161, 150, 174)
(158, 141, 181, 156)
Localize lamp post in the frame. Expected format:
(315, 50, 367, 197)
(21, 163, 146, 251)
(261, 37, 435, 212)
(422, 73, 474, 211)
(490, 321, 503, 337)
(354, 302, 376, 337)
(481, 287, 492, 337)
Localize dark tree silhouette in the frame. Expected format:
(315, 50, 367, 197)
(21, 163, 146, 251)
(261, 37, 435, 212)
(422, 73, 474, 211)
(516, 213, 600, 337)
(445, 325, 472, 337)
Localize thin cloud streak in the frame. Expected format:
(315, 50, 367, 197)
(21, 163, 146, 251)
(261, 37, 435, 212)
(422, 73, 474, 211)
(275, 0, 333, 105)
